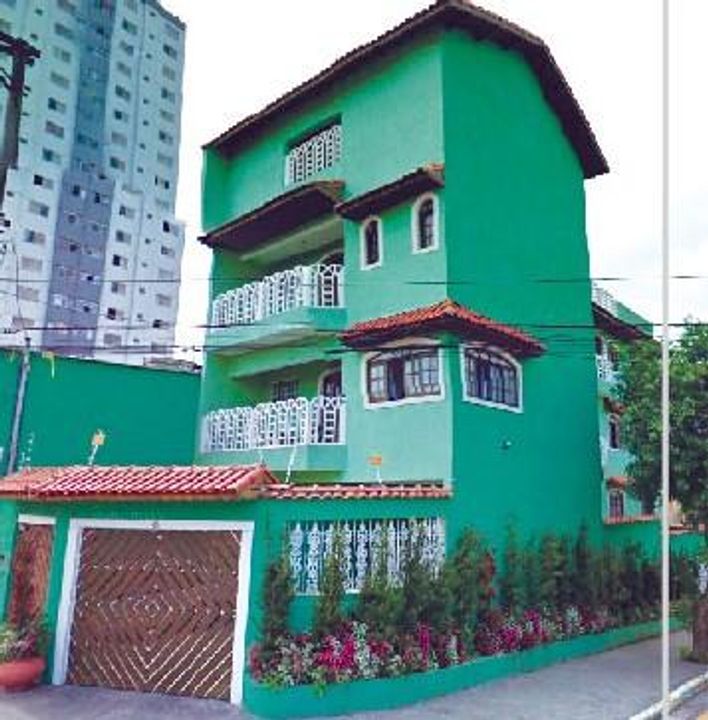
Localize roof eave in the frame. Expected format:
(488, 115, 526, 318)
(203, 2, 608, 179)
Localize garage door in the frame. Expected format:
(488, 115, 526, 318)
(66, 528, 241, 700)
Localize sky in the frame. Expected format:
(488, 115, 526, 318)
(163, 0, 707, 357)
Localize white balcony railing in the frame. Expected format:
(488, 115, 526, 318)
(596, 356, 617, 383)
(211, 264, 344, 328)
(592, 283, 618, 316)
(201, 395, 346, 453)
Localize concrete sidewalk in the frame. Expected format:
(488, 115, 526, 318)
(0, 632, 705, 720)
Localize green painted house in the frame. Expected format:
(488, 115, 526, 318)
(591, 285, 652, 524)
(0, 2, 669, 715)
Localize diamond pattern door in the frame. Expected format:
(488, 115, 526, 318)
(67, 529, 241, 701)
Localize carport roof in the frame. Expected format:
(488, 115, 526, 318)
(0, 464, 278, 502)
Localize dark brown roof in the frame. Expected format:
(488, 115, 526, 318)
(204, 1, 608, 179)
(592, 304, 648, 342)
(199, 180, 344, 251)
(341, 298, 544, 357)
(336, 164, 444, 221)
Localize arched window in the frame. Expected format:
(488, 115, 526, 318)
(412, 194, 438, 252)
(361, 217, 382, 269)
(608, 489, 625, 519)
(462, 346, 521, 411)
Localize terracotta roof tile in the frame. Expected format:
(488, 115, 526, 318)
(606, 475, 630, 489)
(257, 482, 452, 501)
(205, 1, 607, 179)
(341, 299, 544, 357)
(0, 465, 277, 501)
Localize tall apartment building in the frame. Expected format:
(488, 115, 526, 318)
(0, 0, 185, 364)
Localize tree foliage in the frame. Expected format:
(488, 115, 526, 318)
(619, 322, 708, 521)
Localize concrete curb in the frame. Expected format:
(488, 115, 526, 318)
(629, 670, 708, 720)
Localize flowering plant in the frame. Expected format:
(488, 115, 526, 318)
(0, 621, 50, 663)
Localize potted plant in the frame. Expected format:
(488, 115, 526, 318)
(0, 621, 50, 691)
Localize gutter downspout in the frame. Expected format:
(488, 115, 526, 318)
(7, 337, 30, 474)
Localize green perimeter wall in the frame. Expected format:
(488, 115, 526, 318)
(0, 350, 200, 475)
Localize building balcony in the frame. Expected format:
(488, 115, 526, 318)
(200, 395, 346, 471)
(209, 263, 345, 351)
(596, 356, 618, 386)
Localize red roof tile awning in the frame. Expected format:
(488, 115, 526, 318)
(341, 299, 544, 357)
(0, 465, 278, 502)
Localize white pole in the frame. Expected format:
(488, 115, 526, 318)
(660, 0, 671, 717)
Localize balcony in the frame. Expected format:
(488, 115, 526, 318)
(209, 263, 345, 350)
(201, 396, 346, 471)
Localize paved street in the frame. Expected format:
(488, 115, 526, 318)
(0, 632, 706, 720)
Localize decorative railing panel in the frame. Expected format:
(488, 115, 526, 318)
(592, 283, 618, 316)
(596, 356, 616, 383)
(201, 395, 345, 453)
(211, 263, 344, 328)
(285, 124, 342, 185)
(288, 518, 446, 594)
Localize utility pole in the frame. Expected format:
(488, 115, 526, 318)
(0, 30, 40, 206)
(0, 31, 39, 476)
(7, 336, 30, 474)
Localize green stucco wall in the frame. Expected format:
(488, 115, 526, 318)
(438, 32, 601, 548)
(0, 351, 200, 475)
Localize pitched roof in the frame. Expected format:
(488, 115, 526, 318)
(0, 465, 277, 502)
(592, 304, 649, 342)
(200, 180, 344, 251)
(336, 165, 444, 221)
(258, 482, 452, 500)
(204, 0, 608, 179)
(341, 299, 544, 356)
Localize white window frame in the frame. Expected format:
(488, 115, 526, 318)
(53, 518, 254, 706)
(411, 192, 440, 254)
(460, 343, 523, 414)
(362, 338, 445, 409)
(360, 216, 383, 270)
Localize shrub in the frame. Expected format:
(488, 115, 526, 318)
(445, 529, 483, 643)
(0, 621, 50, 662)
(262, 553, 294, 656)
(522, 540, 541, 610)
(574, 524, 597, 611)
(539, 535, 560, 611)
(313, 527, 346, 639)
(500, 525, 524, 615)
(398, 521, 450, 632)
(355, 537, 400, 639)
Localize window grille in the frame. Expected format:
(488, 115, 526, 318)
(288, 517, 445, 594)
(285, 123, 342, 185)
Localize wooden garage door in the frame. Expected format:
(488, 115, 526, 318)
(7, 522, 54, 626)
(67, 529, 241, 700)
